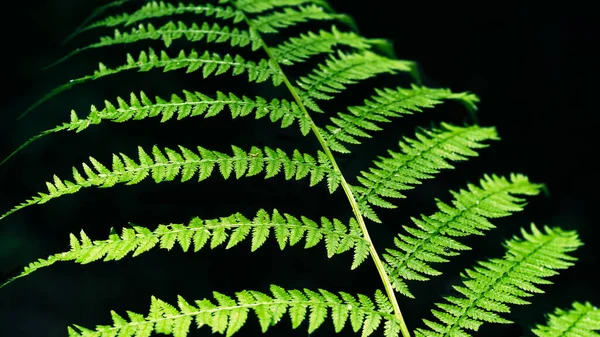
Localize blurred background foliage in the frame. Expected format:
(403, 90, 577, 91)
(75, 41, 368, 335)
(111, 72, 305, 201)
(0, 1, 597, 336)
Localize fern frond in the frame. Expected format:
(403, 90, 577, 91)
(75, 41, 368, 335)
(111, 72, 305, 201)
(233, 0, 333, 13)
(250, 4, 354, 34)
(320, 85, 480, 153)
(296, 51, 415, 112)
(22, 48, 282, 118)
(1, 209, 369, 289)
(50, 21, 262, 68)
(532, 302, 600, 337)
(271, 25, 373, 65)
(414, 224, 581, 337)
(81, 2, 244, 34)
(0, 146, 339, 221)
(2, 90, 314, 166)
(353, 123, 498, 223)
(67, 285, 399, 337)
(382, 174, 543, 298)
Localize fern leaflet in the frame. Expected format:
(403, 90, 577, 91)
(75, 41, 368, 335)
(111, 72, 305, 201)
(532, 302, 600, 337)
(0, 146, 340, 221)
(352, 123, 498, 223)
(50, 21, 262, 68)
(383, 174, 543, 298)
(249, 4, 352, 34)
(296, 51, 415, 112)
(414, 224, 581, 337)
(63, 0, 133, 43)
(320, 85, 480, 153)
(232, 0, 333, 13)
(7, 85, 476, 170)
(271, 25, 374, 65)
(1, 209, 370, 289)
(2, 90, 315, 167)
(81, 2, 244, 34)
(21, 48, 283, 118)
(67, 285, 399, 337)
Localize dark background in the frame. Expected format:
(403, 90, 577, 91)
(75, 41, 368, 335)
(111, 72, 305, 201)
(0, 1, 597, 336)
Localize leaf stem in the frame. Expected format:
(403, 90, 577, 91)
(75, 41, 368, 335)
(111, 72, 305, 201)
(234, 5, 410, 337)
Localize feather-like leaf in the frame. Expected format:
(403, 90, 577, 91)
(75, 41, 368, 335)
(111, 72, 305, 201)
(3, 3, 585, 337)
(271, 25, 373, 65)
(296, 51, 415, 112)
(250, 4, 352, 34)
(320, 85, 480, 153)
(1, 90, 314, 166)
(353, 123, 499, 223)
(67, 285, 398, 337)
(531, 302, 600, 337)
(0, 146, 338, 221)
(234, 0, 333, 13)
(0, 209, 367, 289)
(79, 2, 244, 34)
(50, 21, 262, 68)
(21, 48, 283, 118)
(63, 0, 133, 43)
(383, 174, 543, 298)
(414, 224, 582, 337)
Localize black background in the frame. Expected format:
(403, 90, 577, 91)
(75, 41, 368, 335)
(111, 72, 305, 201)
(0, 1, 597, 336)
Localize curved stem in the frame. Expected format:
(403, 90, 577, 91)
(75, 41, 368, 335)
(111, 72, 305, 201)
(233, 5, 410, 337)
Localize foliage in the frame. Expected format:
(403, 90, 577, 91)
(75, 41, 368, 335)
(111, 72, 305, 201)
(1, 0, 596, 336)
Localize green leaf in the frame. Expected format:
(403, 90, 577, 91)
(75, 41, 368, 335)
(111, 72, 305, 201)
(0, 210, 368, 290)
(296, 51, 415, 111)
(531, 302, 600, 337)
(21, 49, 283, 118)
(250, 5, 344, 34)
(67, 286, 397, 337)
(81, 2, 244, 33)
(49, 21, 263, 69)
(355, 123, 499, 223)
(0, 147, 340, 222)
(321, 85, 480, 153)
(271, 25, 373, 64)
(235, 0, 332, 13)
(414, 224, 582, 337)
(383, 173, 543, 297)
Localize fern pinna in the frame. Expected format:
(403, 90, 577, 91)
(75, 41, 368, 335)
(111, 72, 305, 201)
(0, 0, 598, 337)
